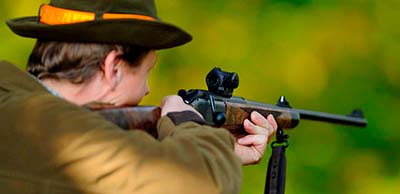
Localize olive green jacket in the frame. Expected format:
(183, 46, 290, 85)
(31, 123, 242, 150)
(0, 61, 242, 194)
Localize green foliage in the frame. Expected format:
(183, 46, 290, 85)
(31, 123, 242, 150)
(1, 0, 399, 193)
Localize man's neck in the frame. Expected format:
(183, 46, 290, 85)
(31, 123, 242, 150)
(41, 77, 109, 106)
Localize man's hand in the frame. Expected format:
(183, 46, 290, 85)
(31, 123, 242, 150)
(234, 112, 278, 165)
(160, 95, 203, 118)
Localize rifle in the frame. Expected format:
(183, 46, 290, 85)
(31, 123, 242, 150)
(89, 67, 367, 194)
(90, 67, 367, 137)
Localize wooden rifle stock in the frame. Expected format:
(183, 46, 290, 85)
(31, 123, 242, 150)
(90, 105, 161, 138)
(91, 103, 299, 138)
(89, 99, 366, 138)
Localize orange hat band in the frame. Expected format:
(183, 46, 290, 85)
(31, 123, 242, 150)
(39, 4, 156, 25)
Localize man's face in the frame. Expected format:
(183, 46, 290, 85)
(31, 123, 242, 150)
(115, 50, 157, 106)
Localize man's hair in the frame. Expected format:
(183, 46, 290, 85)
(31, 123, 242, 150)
(27, 40, 150, 84)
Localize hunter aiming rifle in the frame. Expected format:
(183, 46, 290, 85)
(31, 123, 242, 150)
(89, 67, 367, 194)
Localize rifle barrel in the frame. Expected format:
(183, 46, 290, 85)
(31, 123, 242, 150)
(295, 108, 367, 127)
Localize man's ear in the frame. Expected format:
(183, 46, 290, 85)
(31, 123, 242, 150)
(103, 50, 123, 90)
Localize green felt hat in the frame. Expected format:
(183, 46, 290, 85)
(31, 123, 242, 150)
(6, 0, 192, 49)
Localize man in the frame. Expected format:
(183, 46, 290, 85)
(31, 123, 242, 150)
(0, 0, 277, 193)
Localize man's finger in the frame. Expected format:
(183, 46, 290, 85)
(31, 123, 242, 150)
(244, 119, 269, 135)
(250, 111, 270, 129)
(237, 134, 268, 146)
(267, 114, 278, 130)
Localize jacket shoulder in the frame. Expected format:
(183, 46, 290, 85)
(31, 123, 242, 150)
(0, 60, 45, 92)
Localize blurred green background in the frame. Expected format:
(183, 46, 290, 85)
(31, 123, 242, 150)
(1, 0, 399, 193)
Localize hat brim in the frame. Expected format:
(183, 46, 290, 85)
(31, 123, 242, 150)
(6, 17, 192, 49)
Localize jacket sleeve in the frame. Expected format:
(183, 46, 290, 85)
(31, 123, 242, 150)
(10, 92, 242, 194)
